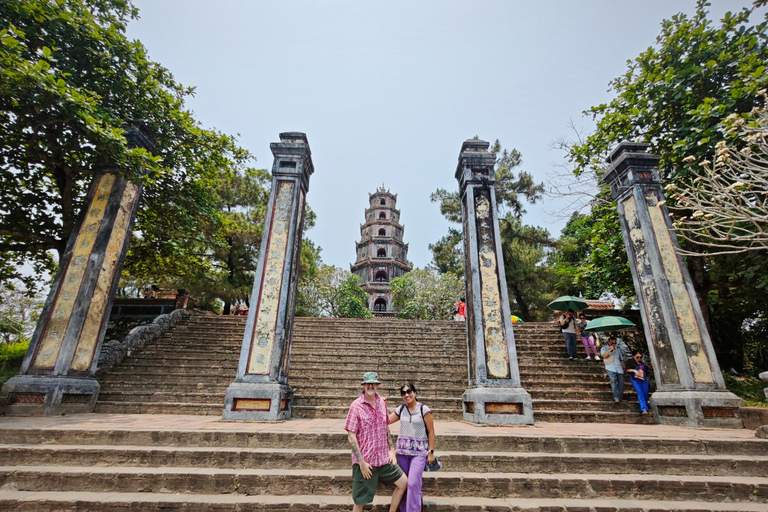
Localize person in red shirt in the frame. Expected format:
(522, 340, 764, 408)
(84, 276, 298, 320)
(453, 297, 466, 321)
(344, 372, 407, 511)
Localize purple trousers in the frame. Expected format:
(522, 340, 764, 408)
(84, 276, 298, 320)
(396, 453, 426, 512)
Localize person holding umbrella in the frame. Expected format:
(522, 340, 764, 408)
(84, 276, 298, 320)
(576, 313, 599, 361)
(600, 336, 625, 402)
(583, 316, 637, 403)
(548, 296, 589, 361)
(558, 309, 580, 360)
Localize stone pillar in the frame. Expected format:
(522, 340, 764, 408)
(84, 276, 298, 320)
(223, 132, 313, 421)
(603, 142, 741, 428)
(1, 124, 154, 415)
(455, 139, 534, 425)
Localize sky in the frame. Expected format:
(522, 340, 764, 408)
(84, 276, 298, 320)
(126, 0, 753, 270)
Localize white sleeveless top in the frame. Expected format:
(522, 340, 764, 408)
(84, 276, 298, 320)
(395, 402, 431, 456)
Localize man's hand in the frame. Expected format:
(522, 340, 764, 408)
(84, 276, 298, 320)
(389, 447, 397, 465)
(359, 460, 372, 479)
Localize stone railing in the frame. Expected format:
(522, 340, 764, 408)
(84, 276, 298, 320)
(97, 309, 190, 373)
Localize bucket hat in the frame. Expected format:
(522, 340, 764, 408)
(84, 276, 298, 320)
(361, 372, 380, 384)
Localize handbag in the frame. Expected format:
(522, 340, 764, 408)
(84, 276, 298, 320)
(425, 457, 443, 472)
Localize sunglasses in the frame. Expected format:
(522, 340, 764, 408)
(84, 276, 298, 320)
(401, 389, 413, 396)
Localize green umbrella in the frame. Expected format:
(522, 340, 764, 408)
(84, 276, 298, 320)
(583, 316, 636, 332)
(547, 295, 589, 312)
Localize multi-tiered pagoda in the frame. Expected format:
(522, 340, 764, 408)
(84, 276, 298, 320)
(350, 187, 412, 315)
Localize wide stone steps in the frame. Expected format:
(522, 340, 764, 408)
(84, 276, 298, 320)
(4, 444, 767, 475)
(289, 405, 653, 423)
(95, 315, 648, 423)
(3, 493, 768, 512)
(94, 401, 221, 415)
(0, 465, 764, 502)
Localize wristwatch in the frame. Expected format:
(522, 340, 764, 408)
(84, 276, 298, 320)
(429, 449, 434, 454)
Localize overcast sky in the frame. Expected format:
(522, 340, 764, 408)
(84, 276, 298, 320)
(126, 0, 752, 270)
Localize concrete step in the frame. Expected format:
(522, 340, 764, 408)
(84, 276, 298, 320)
(93, 402, 221, 415)
(4, 492, 768, 512)
(2, 444, 766, 476)
(98, 392, 225, 404)
(1, 466, 765, 501)
(3, 426, 764, 455)
(292, 405, 463, 421)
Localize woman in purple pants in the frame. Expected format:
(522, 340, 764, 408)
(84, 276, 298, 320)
(389, 382, 436, 512)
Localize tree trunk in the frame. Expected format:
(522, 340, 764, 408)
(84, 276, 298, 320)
(508, 280, 531, 322)
(54, 166, 75, 259)
(223, 300, 231, 316)
(686, 253, 711, 330)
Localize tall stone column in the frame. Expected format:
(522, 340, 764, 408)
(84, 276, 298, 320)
(603, 142, 741, 428)
(1, 124, 154, 415)
(456, 139, 534, 425)
(223, 132, 313, 421)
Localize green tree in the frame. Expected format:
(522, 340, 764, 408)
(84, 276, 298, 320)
(0, 283, 43, 344)
(498, 215, 558, 321)
(561, 0, 768, 372)
(0, 0, 254, 294)
(390, 268, 464, 321)
(430, 140, 557, 321)
(296, 265, 372, 318)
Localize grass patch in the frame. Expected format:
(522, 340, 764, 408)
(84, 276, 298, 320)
(723, 373, 768, 407)
(0, 341, 28, 385)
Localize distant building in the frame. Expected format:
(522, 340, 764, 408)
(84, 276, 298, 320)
(350, 186, 412, 315)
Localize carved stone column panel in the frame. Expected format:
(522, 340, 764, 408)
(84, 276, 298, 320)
(1, 125, 154, 415)
(603, 142, 741, 428)
(456, 139, 533, 425)
(223, 132, 314, 421)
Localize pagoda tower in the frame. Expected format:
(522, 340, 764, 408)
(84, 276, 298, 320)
(351, 187, 412, 315)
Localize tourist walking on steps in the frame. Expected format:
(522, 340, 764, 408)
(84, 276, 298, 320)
(344, 372, 407, 512)
(576, 313, 599, 360)
(453, 297, 466, 321)
(558, 309, 579, 360)
(601, 336, 625, 402)
(626, 350, 651, 414)
(389, 382, 436, 512)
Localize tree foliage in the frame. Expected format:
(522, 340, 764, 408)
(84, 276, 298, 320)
(296, 265, 372, 319)
(430, 140, 558, 320)
(0, 283, 43, 344)
(558, 0, 768, 373)
(390, 268, 464, 321)
(0, 0, 254, 293)
(668, 98, 768, 254)
(498, 215, 558, 321)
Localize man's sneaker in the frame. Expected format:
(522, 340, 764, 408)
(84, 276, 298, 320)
(568, 356, 575, 360)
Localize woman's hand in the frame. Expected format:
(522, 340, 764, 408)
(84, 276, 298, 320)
(427, 451, 435, 464)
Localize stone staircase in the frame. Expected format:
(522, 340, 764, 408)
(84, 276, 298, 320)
(96, 314, 651, 423)
(0, 417, 765, 511)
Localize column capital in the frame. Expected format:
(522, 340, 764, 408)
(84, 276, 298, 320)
(270, 132, 314, 191)
(603, 142, 661, 200)
(124, 121, 157, 154)
(455, 139, 496, 193)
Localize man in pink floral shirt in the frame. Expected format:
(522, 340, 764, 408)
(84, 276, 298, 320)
(344, 371, 407, 511)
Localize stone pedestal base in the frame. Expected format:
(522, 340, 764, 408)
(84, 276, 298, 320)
(650, 390, 742, 428)
(1, 376, 99, 416)
(222, 381, 293, 421)
(462, 386, 534, 425)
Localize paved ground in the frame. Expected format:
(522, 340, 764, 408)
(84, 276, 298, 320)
(0, 413, 757, 440)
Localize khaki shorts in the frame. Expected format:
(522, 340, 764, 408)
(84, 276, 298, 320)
(352, 462, 404, 504)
